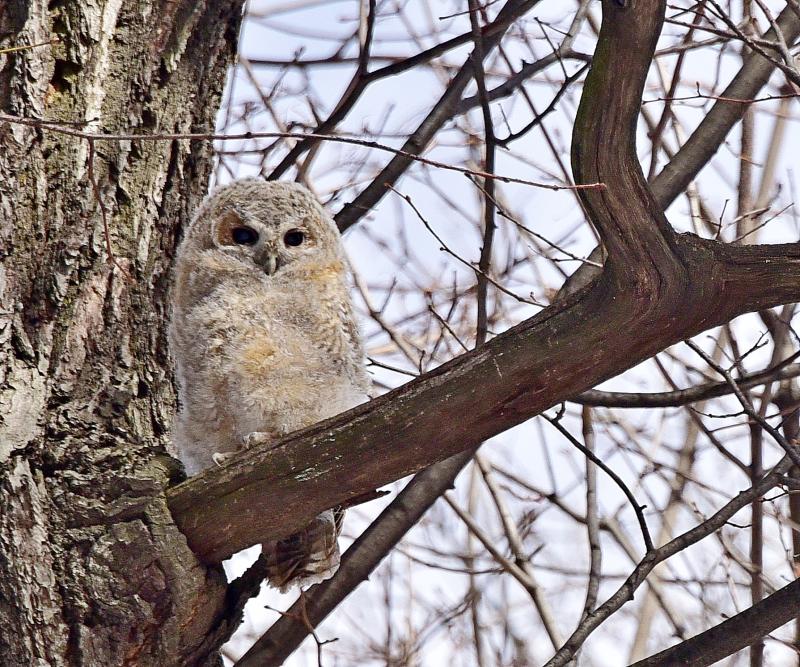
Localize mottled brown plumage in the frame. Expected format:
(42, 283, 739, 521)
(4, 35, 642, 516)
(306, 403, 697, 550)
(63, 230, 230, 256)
(169, 179, 369, 591)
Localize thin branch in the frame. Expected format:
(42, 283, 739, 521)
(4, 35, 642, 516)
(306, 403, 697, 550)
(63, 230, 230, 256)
(0, 115, 600, 193)
(468, 0, 499, 346)
(443, 493, 560, 617)
(541, 413, 654, 553)
(686, 341, 800, 468)
(575, 357, 800, 408)
(545, 455, 793, 666)
(581, 407, 602, 619)
(334, 0, 542, 231)
(474, 455, 564, 648)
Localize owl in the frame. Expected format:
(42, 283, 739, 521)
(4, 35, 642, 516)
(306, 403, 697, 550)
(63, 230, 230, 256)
(168, 178, 370, 591)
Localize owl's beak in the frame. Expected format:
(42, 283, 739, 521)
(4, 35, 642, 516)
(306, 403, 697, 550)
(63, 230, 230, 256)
(255, 247, 280, 275)
(263, 253, 279, 275)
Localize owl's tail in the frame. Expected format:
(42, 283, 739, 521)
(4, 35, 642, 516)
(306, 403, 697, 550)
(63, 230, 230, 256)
(262, 507, 344, 593)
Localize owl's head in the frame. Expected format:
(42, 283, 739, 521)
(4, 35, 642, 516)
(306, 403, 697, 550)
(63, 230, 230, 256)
(185, 179, 344, 278)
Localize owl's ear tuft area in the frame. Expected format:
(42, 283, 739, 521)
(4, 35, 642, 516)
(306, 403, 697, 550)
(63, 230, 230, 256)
(212, 210, 246, 247)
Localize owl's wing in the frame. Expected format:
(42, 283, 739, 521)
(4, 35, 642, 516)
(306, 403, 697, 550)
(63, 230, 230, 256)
(338, 302, 372, 393)
(262, 507, 345, 593)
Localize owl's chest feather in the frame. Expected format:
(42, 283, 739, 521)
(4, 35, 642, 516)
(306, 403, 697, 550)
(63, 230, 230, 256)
(230, 286, 354, 377)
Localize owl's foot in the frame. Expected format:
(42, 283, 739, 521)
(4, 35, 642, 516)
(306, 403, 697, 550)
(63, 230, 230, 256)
(242, 431, 280, 450)
(212, 451, 236, 466)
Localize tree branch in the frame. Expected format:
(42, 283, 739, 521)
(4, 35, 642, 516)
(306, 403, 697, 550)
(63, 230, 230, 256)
(631, 578, 800, 667)
(562, 3, 800, 291)
(576, 359, 800, 408)
(544, 454, 793, 666)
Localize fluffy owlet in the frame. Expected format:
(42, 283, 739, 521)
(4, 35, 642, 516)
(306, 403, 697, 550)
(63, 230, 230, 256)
(168, 179, 370, 591)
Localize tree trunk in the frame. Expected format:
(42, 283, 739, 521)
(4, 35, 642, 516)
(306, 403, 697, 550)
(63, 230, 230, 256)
(0, 1, 244, 664)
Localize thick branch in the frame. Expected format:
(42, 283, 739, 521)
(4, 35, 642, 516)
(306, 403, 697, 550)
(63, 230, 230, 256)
(167, 235, 800, 563)
(631, 578, 800, 667)
(563, 3, 800, 291)
(571, 0, 681, 277)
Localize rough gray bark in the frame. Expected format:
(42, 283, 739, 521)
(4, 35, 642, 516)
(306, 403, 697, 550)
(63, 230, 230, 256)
(0, 1, 245, 664)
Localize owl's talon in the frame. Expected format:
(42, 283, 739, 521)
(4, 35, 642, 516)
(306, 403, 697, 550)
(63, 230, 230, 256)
(243, 431, 276, 449)
(212, 451, 234, 466)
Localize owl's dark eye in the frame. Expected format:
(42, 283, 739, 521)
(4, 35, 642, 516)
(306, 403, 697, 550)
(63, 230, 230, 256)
(284, 229, 305, 247)
(231, 226, 258, 245)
